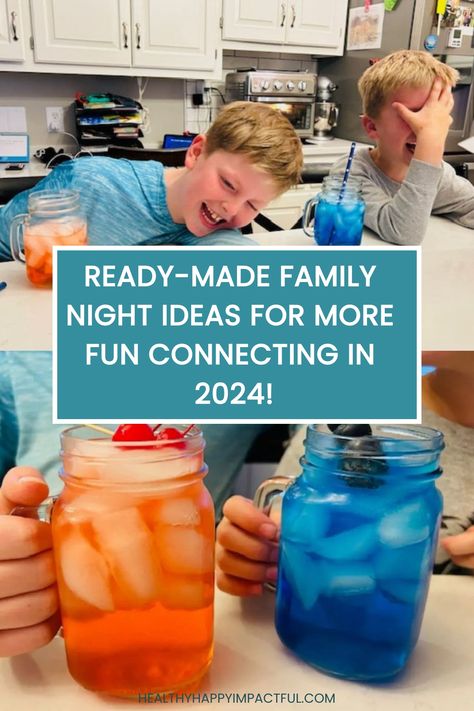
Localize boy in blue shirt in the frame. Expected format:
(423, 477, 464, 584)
(0, 101, 303, 259)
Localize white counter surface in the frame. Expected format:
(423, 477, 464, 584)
(0, 262, 52, 350)
(0, 163, 49, 180)
(254, 217, 474, 350)
(0, 215, 472, 350)
(0, 577, 472, 711)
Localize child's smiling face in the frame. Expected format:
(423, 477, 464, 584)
(176, 136, 280, 236)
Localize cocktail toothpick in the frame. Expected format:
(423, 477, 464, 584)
(84, 423, 115, 436)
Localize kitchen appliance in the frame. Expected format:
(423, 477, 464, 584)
(225, 70, 317, 138)
(313, 75, 339, 140)
(320, 0, 474, 155)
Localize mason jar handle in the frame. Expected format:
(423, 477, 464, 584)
(253, 475, 293, 517)
(10, 495, 57, 522)
(9, 213, 28, 262)
(301, 195, 320, 238)
(254, 475, 294, 592)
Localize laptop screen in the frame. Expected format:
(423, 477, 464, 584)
(0, 133, 29, 164)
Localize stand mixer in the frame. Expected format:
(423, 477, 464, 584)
(314, 76, 339, 140)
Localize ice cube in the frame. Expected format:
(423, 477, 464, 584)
(334, 487, 404, 520)
(284, 503, 330, 547)
(96, 450, 203, 483)
(92, 506, 161, 606)
(378, 499, 431, 548)
(311, 522, 377, 561)
(281, 542, 325, 610)
(58, 529, 114, 611)
(324, 561, 376, 596)
(374, 539, 433, 581)
(159, 573, 214, 610)
(155, 497, 201, 527)
(62, 490, 135, 524)
(157, 528, 214, 575)
(380, 579, 423, 605)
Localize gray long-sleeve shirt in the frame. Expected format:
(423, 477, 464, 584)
(330, 148, 474, 245)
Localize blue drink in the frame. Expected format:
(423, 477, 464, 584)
(302, 178, 365, 246)
(275, 425, 444, 681)
(315, 193, 365, 246)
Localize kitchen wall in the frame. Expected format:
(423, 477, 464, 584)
(0, 51, 317, 153)
(0, 72, 184, 152)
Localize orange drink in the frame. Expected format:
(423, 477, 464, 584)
(23, 218, 87, 286)
(53, 425, 214, 697)
(10, 189, 87, 287)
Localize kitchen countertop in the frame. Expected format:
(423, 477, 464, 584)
(253, 218, 474, 350)
(0, 577, 472, 711)
(0, 215, 472, 350)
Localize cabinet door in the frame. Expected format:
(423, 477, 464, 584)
(132, 0, 218, 71)
(285, 0, 347, 49)
(255, 184, 321, 232)
(29, 0, 131, 66)
(0, 0, 24, 61)
(222, 0, 285, 43)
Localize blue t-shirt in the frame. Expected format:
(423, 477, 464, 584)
(0, 157, 254, 260)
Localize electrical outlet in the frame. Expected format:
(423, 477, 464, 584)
(46, 106, 64, 133)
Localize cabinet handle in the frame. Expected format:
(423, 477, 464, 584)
(290, 4, 296, 28)
(122, 22, 128, 49)
(280, 3, 286, 27)
(11, 10, 18, 41)
(135, 22, 141, 49)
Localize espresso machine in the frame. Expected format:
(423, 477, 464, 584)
(313, 76, 339, 140)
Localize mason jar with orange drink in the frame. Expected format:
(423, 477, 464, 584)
(52, 423, 215, 697)
(10, 189, 87, 287)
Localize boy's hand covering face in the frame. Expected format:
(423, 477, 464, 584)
(391, 78, 454, 138)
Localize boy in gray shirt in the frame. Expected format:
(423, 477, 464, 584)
(330, 50, 474, 245)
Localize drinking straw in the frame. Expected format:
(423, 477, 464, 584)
(328, 142, 356, 245)
(339, 141, 356, 199)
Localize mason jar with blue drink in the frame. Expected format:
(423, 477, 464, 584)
(302, 177, 365, 246)
(255, 424, 444, 681)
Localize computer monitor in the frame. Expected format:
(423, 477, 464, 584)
(0, 133, 29, 164)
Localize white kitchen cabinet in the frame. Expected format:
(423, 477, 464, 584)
(30, 0, 131, 67)
(222, 0, 348, 55)
(0, 0, 25, 61)
(131, 0, 218, 72)
(8, 0, 221, 77)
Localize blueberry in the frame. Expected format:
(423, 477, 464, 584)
(328, 424, 387, 489)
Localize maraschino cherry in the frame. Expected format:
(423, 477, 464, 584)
(112, 424, 156, 442)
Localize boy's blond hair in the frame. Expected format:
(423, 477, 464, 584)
(359, 50, 459, 118)
(205, 101, 302, 192)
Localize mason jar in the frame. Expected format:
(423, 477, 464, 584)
(9, 189, 87, 287)
(257, 424, 444, 681)
(52, 425, 215, 697)
(302, 177, 365, 246)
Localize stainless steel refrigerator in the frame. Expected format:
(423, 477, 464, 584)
(320, 0, 474, 153)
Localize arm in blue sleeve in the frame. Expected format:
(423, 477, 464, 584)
(178, 229, 256, 246)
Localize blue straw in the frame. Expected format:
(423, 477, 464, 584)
(339, 142, 356, 199)
(328, 142, 357, 245)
